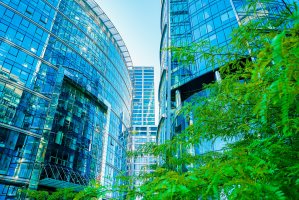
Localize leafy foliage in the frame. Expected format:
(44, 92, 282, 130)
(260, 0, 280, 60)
(74, 180, 107, 200)
(124, 1, 299, 200)
(21, 180, 107, 200)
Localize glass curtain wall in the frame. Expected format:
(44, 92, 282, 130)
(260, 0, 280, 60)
(159, 0, 292, 153)
(129, 66, 157, 184)
(0, 0, 132, 198)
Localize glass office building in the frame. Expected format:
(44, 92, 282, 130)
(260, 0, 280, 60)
(159, 0, 192, 145)
(129, 66, 157, 181)
(158, 0, 291, 150)
(0, 0, 132, 198)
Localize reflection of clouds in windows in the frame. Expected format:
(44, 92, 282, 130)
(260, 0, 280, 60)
(210, 34, 217, 41)
(221, 12, 229, 22)
(204, 11, 210, 19)
(207, 24, 213, 33)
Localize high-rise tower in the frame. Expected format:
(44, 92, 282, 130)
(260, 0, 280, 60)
(129, 66, 157, 182)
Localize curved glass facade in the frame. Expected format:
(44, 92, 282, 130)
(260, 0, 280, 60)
(157, 69, 166, 145)
(158, 0, 193, 143)
(0, 0, 131, 198)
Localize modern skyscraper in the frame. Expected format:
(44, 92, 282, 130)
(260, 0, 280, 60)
(0, 0, 132, 198)
(158, 0, 292, 150)
(129, 66, 157, 181)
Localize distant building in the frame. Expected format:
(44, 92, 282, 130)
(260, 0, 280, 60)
(0, 0, 132, 198)
(129, 66, 157, 182)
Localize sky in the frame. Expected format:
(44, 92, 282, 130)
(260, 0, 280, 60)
(96, 0, 161, 71)
(95, 0, 161, 124)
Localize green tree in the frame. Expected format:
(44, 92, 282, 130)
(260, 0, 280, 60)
(125, 1, 299, 200)
(21, 180, 107, 200)
(21, 188, 75, 200)
(74, 180, 108, 200)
